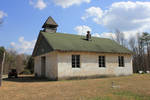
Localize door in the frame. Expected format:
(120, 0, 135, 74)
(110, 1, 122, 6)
(41, 56, 46, 77)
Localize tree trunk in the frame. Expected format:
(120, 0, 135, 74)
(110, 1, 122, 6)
(0, 52, 5, 87)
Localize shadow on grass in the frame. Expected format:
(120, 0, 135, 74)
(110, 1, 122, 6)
(3, 75, 111, 82)
(2, 74, 134, 83)
(3, 75, 55, 83)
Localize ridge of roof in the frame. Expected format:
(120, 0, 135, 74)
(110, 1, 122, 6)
(41, 31, 112, 39)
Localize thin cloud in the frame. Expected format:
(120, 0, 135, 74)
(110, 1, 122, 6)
(29, 0, 47, 10)
(74, 25, 92, 35)
(10, 37, 36, 54)
(74, 25, 116, 39)
(0, 10, 7, 19)
(53, 0, 91, 8)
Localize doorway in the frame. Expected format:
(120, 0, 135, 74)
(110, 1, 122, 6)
(41, 56, 46, 77)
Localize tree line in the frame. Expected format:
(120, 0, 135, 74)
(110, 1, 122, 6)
(0, 47, 34, 74)
(114, 30, 150, 73)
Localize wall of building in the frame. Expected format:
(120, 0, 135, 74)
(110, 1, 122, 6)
(57, 52, 133, 79)
(34, 51, 133, 80)
(34, 51, 58, 80)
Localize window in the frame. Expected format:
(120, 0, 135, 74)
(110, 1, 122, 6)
(72, 55, 80, 68)
(99, 56, 105, 67)
(118, 56, 124, 67)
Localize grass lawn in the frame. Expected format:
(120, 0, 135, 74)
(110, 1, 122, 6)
(0, 74, 150, 100)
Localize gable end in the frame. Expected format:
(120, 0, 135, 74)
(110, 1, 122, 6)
(32, 32, 54, 57)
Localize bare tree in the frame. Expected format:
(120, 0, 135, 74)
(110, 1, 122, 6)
(115, 29, 127, 47)
(140, 32, 150, 71)
(3, 48, 30, 74)
(129, 37, 136, 52)
(15, 54, 27, 73)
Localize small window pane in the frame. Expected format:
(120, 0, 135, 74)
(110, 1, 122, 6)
(77, 64, 80, 68)
(76, 55, 80, 59)
(77, 61, 80, 64)
(72, 64, 75, 68)
(72, 55, 75, 60)
(72, 62, 75, 65)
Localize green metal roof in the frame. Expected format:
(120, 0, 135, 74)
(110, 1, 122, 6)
(40, 31, 132, 54)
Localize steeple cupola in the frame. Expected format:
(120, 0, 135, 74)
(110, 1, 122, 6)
(42, 16, 58, 33)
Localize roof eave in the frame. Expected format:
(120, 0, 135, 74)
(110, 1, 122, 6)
(53, 49, 132, 55)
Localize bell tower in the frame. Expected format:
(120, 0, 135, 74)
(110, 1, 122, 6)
(42, 16, 58, 33)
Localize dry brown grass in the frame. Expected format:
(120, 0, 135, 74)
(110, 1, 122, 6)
(0, 74, 150, 100)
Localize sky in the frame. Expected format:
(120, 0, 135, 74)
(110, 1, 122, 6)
(0, 0, 150, 54)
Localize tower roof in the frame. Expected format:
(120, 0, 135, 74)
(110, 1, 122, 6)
(42, 16, 58, 28)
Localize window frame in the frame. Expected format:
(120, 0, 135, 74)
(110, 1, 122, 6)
(99, 56, 106, 68)
(72, 55, 80, 68)
(118, 56, 124, 67)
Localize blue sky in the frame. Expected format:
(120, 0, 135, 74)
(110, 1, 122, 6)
(0, 0, 150, 54)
